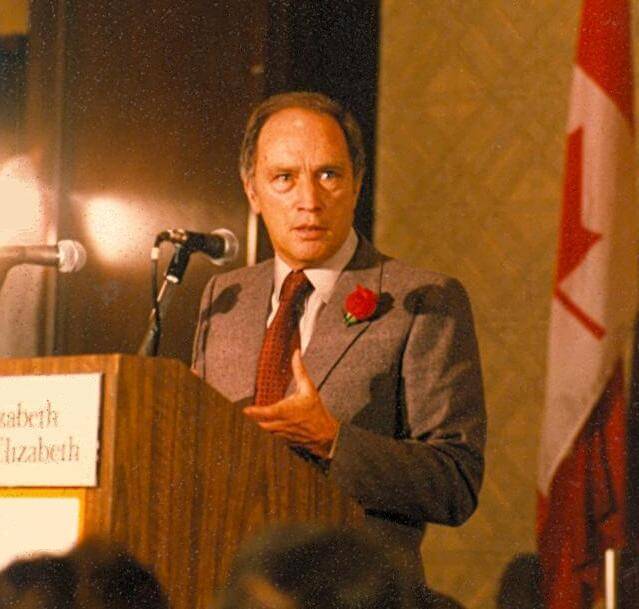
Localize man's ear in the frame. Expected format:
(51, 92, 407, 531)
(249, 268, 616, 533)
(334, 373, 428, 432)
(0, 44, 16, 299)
(243, 177, 261, 215)
(353, 172, 364, 201)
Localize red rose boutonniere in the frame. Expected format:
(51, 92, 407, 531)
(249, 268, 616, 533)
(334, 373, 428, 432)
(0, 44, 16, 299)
(343, 285, 378, 327)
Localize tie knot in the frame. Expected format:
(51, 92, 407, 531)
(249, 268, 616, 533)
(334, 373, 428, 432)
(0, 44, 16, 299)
(279, 270, 311, 305)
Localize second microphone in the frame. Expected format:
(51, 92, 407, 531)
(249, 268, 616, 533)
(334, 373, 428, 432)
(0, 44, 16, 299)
(155, 228, 238, 266)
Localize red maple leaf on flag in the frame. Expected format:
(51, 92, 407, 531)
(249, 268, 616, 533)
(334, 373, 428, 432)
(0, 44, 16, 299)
(554, 127, 605, 340)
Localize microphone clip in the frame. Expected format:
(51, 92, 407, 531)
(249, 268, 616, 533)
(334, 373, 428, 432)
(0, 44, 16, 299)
(165, 243, 192, 284)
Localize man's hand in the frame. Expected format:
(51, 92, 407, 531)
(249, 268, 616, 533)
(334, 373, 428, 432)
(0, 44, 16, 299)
(243, 350, 339, 459)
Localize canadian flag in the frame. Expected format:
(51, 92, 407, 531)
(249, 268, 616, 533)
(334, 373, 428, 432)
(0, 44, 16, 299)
(537, 1, 636, 608)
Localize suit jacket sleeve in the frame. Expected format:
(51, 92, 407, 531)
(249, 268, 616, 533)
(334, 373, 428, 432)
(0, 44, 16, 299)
(327, 278, 486, 527)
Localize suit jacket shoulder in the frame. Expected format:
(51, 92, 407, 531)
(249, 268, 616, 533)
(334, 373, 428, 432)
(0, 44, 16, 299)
(203, 257, 274, 295)
(191, 258, 274, 398)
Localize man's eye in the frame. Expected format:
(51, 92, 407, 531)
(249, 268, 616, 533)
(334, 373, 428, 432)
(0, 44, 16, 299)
(319, 170, 338, 181)
(274, 173, 291, 183)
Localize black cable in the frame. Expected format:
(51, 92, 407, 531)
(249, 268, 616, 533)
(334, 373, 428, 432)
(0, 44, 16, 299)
(150, 251, 161, 356)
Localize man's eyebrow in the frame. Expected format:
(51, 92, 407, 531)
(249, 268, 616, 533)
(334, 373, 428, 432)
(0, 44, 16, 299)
(266, 164, 297, 173)
(316, 162, 347, 171)
(264, 161, 348, 173)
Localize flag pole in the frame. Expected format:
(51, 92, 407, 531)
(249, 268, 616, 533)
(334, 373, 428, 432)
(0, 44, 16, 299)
(605, 548, 618, 609)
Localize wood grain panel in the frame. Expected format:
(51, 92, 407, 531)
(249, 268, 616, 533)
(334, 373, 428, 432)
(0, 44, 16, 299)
(0, 355, 361, 609)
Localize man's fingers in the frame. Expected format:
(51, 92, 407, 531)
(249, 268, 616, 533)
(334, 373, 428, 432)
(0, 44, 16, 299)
(243, 404, 280, 420)
(256, 420, 287, 432)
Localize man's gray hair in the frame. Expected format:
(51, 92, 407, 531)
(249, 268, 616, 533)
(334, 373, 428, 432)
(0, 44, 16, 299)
(239, 91, 365, 182)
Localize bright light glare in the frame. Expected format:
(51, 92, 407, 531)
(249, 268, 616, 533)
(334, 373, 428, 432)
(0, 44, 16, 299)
(0, 497, 80, 570)
(0, 156, 45, 245)
(81, 195, 158, 264)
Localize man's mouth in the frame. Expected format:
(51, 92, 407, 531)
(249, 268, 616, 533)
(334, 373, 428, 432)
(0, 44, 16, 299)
(293, 225, 328, 239)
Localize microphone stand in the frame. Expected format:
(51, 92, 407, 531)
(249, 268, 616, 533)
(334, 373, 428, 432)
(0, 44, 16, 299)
(137, 245, 192, 357)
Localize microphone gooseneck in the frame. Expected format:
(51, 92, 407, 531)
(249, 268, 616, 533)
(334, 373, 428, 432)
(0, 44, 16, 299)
(0, 240, 86, 294)
(0, 241, 87, 272)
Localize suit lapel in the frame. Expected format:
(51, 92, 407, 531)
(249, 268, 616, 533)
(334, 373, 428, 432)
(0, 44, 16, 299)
(301, 238, 384, 391)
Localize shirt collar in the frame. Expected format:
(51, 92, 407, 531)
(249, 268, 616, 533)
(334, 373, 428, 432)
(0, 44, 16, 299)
(273, 228, 358, 304)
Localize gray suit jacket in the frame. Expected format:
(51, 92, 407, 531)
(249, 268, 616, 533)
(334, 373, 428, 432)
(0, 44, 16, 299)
(192, 237, 486, 581)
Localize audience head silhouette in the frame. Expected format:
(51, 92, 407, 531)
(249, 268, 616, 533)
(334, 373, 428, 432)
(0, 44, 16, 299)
(218, 525, 416, 609)
(0, 539, 168, 609)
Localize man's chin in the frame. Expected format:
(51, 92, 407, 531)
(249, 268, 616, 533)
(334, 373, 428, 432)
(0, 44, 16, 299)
(286, 242, 337, 267)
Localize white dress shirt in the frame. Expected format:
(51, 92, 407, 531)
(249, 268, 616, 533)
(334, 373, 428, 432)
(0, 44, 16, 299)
(268, 228, 358, 353)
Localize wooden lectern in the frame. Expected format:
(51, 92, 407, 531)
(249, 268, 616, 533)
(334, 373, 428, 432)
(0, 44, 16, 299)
(0, 355, 361, 609)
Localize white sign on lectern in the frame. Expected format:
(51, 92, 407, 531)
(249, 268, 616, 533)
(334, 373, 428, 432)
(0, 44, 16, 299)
(0, 373, 102, 487)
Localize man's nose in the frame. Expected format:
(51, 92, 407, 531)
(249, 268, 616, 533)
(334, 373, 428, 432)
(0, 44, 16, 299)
(296, 175, 323, 211)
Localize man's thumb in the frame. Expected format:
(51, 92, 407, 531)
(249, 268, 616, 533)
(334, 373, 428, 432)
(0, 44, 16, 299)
(292, 349, 312, 393)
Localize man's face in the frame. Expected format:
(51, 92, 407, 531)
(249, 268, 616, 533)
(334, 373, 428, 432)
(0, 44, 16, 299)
(243, 107, 362, 269)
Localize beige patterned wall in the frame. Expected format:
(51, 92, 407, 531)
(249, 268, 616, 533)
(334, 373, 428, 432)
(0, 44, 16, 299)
(375, 2, 582, 607)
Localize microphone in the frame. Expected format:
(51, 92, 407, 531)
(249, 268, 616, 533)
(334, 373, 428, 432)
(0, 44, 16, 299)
(153, 228, 238, 266)
(0, 240, 87, 272)
(138, 228, 238, 355)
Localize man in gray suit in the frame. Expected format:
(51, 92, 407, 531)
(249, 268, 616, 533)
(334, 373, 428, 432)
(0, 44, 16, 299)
(192, 92, 486, 582)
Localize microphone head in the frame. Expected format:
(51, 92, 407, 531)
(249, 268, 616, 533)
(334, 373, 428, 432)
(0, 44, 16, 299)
(208, 228, 239, 266)
(57, 240, 87, 273)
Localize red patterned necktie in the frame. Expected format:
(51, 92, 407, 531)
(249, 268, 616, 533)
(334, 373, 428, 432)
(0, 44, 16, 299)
(254, 270, 312, 406)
